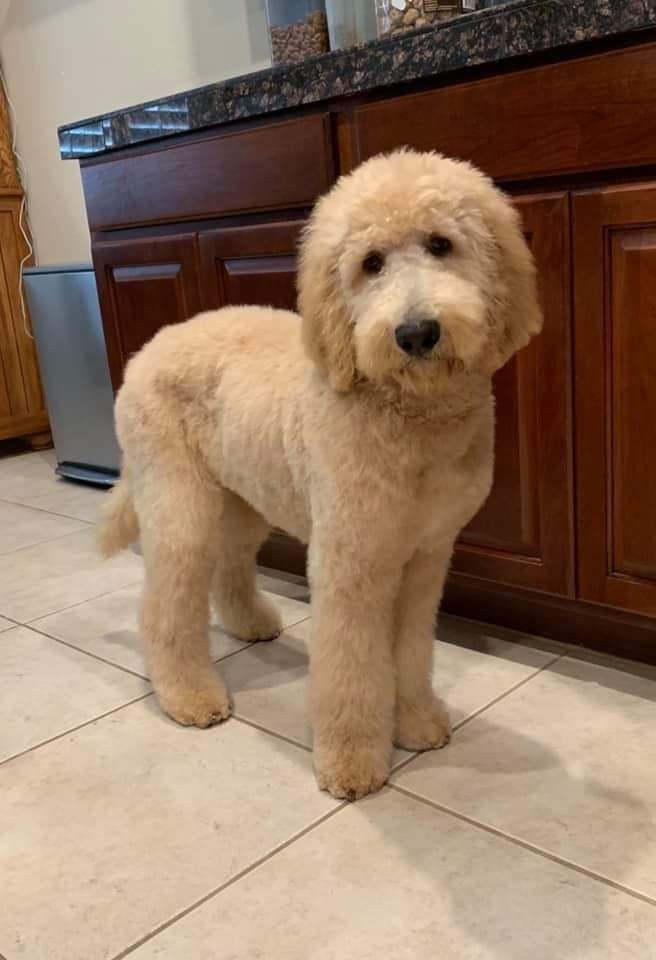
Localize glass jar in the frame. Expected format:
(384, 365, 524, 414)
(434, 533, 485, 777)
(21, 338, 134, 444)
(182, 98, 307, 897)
(265, 0, 330, 65)
(376, 0, 477, 37)
(326, 1, 378, 50)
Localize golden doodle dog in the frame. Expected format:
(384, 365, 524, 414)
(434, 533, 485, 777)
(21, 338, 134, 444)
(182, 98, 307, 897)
(99, 149, 542, 801)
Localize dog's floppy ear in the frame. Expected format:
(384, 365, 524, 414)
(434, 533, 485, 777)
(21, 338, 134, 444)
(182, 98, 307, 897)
(297, 207, 356, 393)
(484, 190, 543, 371)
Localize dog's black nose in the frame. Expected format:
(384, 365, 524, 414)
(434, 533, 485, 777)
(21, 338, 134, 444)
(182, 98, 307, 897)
(394, 319, 441, 356)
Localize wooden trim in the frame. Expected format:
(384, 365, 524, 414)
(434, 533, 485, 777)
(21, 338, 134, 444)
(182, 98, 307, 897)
(443, 573, 656, 667)
(0, 410, 49, 441)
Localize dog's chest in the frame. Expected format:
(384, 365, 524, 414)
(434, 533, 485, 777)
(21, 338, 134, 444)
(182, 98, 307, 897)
(413, 419, 494, 548)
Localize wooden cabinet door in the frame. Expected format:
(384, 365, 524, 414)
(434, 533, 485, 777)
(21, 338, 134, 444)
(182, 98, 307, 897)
(574, 183, 656, 616)
(198, 219, 304, 312)
(93, 234, 202, 389)
(0, 196, 49, 442)
(452, 193, 574, 595)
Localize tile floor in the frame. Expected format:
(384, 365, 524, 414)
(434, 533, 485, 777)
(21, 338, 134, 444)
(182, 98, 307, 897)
(1, 449, 655, 959)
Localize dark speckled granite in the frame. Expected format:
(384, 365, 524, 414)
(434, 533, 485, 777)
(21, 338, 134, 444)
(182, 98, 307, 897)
(59, 0, 656, 159)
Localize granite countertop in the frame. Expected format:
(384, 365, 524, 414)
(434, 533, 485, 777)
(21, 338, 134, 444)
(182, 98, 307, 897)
(59, 0, 655, 160)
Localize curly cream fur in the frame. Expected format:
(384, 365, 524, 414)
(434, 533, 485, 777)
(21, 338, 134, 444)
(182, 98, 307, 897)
(100, 150, 541, 800)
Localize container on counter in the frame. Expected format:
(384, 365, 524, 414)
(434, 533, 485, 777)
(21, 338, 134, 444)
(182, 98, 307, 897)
(375, 0, 477, 37)
(326, 1, 378, 50)
(266, 0, 330, 65)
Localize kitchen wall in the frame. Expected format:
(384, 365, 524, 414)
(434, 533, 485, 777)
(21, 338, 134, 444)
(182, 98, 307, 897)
(0, 0, 270, 264)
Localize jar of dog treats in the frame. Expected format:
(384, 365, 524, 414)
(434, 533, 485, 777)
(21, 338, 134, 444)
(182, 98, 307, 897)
(266, 0, 330, 65)
(376, 0, 477, 37)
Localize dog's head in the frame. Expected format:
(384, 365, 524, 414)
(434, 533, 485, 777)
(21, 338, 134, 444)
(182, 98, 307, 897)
(298, 150, 542, 394)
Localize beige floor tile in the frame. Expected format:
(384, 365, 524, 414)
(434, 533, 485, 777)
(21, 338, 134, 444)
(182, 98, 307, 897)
(0, 498, 90, 555)
(1, 703, 337, 960)
(129, 788, 655, 960)
(0, 625, 147, 762)
(34, 582, 310, 678)
(222, 617, 557, 750)
(395, 654, 656, 899)
(0, 527, 143, 622)
(0, 451, 106, 522)
(0, 615, 14, 632)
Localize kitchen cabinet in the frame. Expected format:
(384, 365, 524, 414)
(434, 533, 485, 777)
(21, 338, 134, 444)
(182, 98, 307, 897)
(573, 183, 656, 618)
(77, 39, 656, 662)
(0, 83, 48, 446)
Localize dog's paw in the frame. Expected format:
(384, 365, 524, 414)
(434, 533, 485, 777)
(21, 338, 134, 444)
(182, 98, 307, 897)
(157, 677, 233, 728)
(394, 696, 452, 751)
(314, 743, 390, 801)
(219, 591, 283, 643)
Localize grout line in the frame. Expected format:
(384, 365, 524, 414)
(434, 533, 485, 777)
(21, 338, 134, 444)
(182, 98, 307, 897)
(0, 612, 22, 627)
(280, 612, 312, 630)
(0, 524, 95, 561)
(452, 651, 564, 730)
(212, 612, 311, 667)
(0, 494, 98, 525)
(0, 524, 94, 558)
(390, 652, 564, 778)
(23, 578, 144, 626)
(231, 713, 312, 753)
(389, 783, 656, 909)
(24, 621, 150, 681)
(109, 801, 348, 960)
(0, 692, 153, 768)
(213, 642, 249, 664)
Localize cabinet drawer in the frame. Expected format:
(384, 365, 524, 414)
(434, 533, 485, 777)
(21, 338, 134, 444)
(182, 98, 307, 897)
(82, 113, 335, 231)
(351, 44, 656, 182)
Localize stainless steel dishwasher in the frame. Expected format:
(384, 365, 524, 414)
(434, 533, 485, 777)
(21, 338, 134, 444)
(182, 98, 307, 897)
(23, 264, 120, 485)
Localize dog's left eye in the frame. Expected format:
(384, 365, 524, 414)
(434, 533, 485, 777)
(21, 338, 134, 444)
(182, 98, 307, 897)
(426, 235, 453, 257)
(362, 251, 385, 275)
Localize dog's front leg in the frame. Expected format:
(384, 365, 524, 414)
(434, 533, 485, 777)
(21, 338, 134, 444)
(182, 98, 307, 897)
(309, 533, 401, 801)
(393, 544, 453, 751)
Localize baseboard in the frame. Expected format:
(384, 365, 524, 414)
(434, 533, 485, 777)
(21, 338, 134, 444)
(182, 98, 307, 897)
(443, 574, 656, 666)
(258, 529, 656, 666)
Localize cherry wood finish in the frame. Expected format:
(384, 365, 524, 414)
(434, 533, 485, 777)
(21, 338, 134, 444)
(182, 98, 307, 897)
(351, 44, 656, 183)
(93, 234, 202, 389)
(573, 182, 656, 617)
(199, 219, 304, 312)
(82, 114, 334, 231)
(453, 193, 573, 594)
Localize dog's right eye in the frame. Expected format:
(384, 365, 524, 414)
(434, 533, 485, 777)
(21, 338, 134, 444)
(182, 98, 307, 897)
(362, 251, 384, 275)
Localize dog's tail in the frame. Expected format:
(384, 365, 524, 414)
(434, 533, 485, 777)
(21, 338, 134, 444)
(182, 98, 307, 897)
(97, 475, 139, 557)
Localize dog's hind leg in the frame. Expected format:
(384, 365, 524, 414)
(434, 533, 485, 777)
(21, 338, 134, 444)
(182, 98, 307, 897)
(211, 490, 282, 642)
(136, 464, 232, 728)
